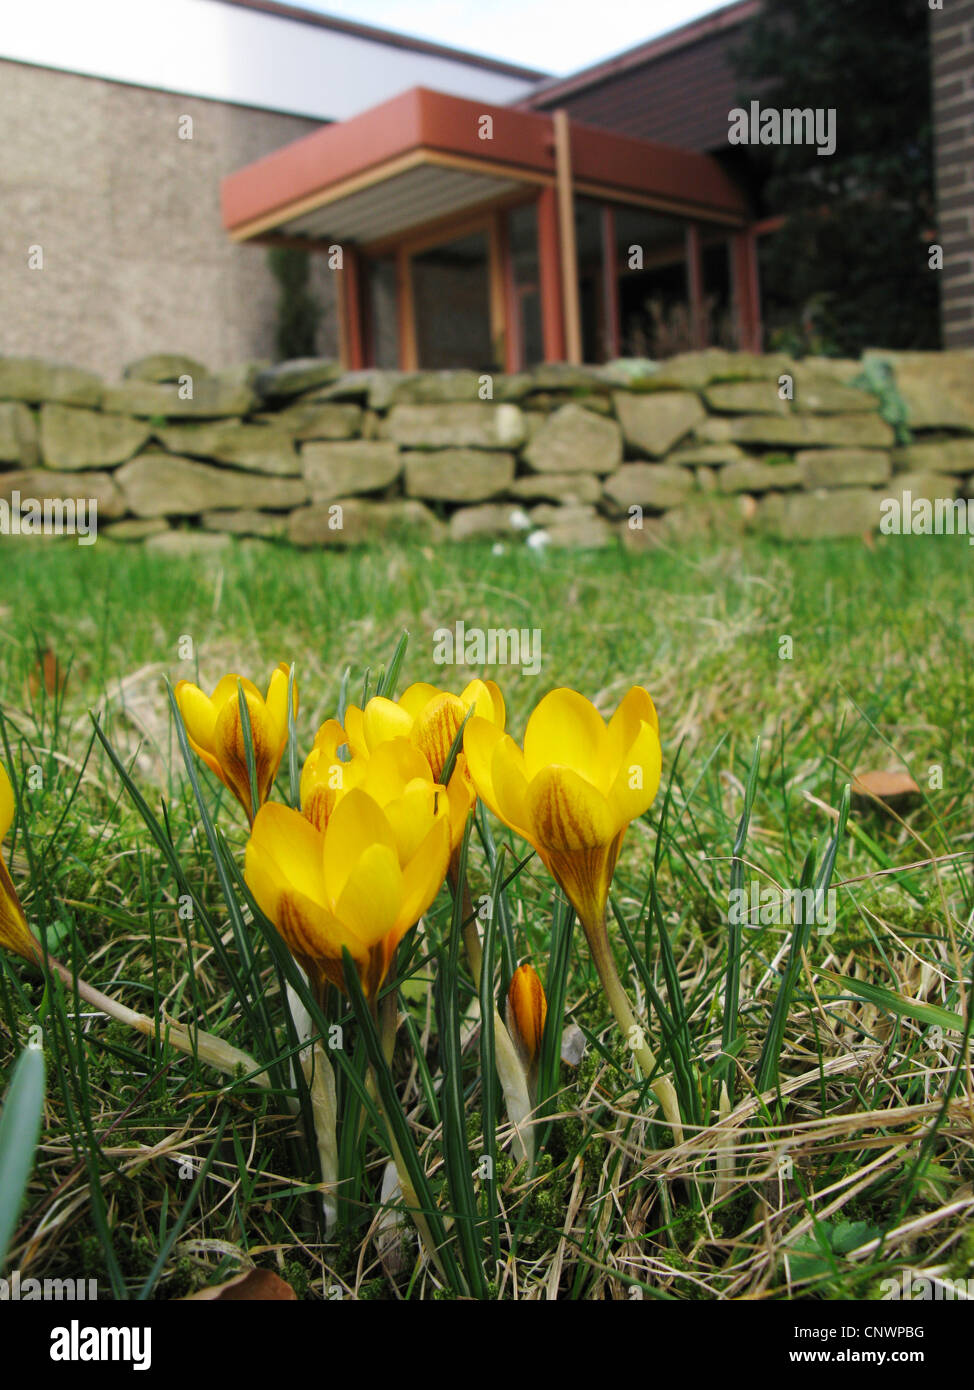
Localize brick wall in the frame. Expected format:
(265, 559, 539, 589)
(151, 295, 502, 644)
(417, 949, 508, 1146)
(932, 0, 974, 347)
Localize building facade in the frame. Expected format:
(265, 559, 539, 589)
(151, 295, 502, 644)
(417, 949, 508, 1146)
(0, 0, 542, 377)
(1, 0, 964, 372)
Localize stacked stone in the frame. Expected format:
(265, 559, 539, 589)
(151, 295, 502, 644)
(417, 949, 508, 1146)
(0, 348, 972, 550)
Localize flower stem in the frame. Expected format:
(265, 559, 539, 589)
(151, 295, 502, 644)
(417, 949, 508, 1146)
(449, 863, 534, 1166)
(583, 919, 684, 1143)
(363, 1053, 451, 1286)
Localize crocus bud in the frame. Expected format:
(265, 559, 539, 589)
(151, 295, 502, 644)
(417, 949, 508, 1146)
(506, 962, 547, 1074)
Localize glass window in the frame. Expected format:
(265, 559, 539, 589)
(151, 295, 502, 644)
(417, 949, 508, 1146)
(613, 205, 690, 359)
(508, 203, 542, 367)
(365, 256, 398, 369)
(411, 231, 493, 370)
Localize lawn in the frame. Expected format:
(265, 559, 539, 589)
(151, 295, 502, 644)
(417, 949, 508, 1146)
(1, 530, 972, 1301)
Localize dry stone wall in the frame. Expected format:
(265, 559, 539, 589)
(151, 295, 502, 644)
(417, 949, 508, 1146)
(1, 349, 972, 552)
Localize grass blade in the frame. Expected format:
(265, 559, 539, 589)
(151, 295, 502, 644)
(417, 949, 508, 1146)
(0, 1044, 45, 1268)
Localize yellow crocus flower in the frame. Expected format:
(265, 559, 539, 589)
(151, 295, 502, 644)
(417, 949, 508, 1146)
(245, 783, 451, 1001)
(301, 730, 447, 835)
(464, 686, 661, 933)
(0, 762, 40, 964)
(465, 687, 683, 1137)
(174, 663, 295, 824)
(342, 679, 505, 849)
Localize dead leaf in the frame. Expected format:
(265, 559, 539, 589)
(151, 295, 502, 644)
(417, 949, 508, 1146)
(27, 647, 68, 700)
(852, 769, 922, 809)
(185, 1269, 297, 1301)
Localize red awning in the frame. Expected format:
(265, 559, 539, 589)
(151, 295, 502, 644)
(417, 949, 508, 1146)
(221, 86, 750, 246)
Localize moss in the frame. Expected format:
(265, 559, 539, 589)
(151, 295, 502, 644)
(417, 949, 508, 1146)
(282, 1259, 311, 1299)
(671, 1207, 709, 1250)
(154, 1254, 210, 1300)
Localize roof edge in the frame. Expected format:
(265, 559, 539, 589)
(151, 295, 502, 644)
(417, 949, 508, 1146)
(518, 0, 759, 108)
(209, 0, 551, 81)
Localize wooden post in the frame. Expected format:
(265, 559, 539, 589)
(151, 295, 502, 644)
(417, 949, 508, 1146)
(731, 229, 762, 353)
(335, 256, 350, 371)
(503, 214, 523, 372)
(537, 187, 565, 363)
(342, 245, 364, 370)
(553, 109, 583, 364)
(601, 205, 620, 361)
(488, 211, 507, 372)
(396, 244, 418, 370)
(685, 224, 707, 350)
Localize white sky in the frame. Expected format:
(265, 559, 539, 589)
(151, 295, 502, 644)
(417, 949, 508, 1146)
(303, 0, 729, 76)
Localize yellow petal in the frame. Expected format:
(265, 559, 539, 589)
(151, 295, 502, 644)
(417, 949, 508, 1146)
(247, 803, 329, 908)
(606, 686, 659, 775)
(523, 688, 610, 792)
(278, 889, 370, 981)
(342, 705, 369, 760)
(213, 689, 281, 809)
(541, 835, 622, 939)
(334, 841, 402, 948)
(362, 696, 413, 750)
(0, 857, 39, 963)
(211, 673, 262, 711)
(245, 841, 285, 924)
(301, 782, 337, 836)
(398, 682, 443, 720)
(396, 814, 451, 933)
(0, 763, 14, 843)
(464, 718, 528, 832)
(322, 788, 397, 906)
(445, 766, 475, 850)
(411, 693, 466, 783)
(311, 718, 349, 759)
(464, 728, 508, 822)
(525, 765, 616, 853)
(461, 679, 506, 729)
(383, 782, 439, 862)
(264, 663, 294, 746)
(608, 719, 662, 831)
(489, 740, 534, 843)
(360, 739, 432, 804)
(174, 681, 219, 754)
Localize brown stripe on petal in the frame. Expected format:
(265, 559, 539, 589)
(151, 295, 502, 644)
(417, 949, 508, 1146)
(218, 701, 282, 816)
(279, 895, 359, 997)
(302, 785, 336, 834)
(412, 696, 465, 783)
(542, 834, 623, 938)
(0, 857, 40, 964)
(532, 777, 591, 853)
